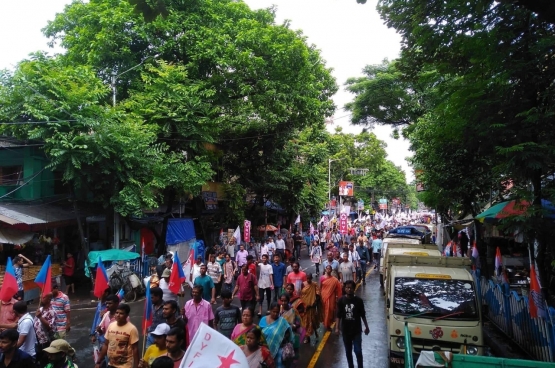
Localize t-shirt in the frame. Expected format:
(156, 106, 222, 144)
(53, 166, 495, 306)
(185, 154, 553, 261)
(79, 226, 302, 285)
(322, 259, 339, 272)
(271, 262, 286, 287)
(143, 344, 167, 366)
(0, 349, 35, 368)
(247, 263, 256, 275)
(275, 239, 286, 250)
(159, 279, 178, 302)
(105, 321, 140, 368)
(257, 263, 273, 289)
(214, 305, 241, 338)
(190, 264, 203, 283)
(339, 261, 355, 282)
(337, 295, 366, 337)
(293, 235, 303, 247)
(236, 273, 257, 301)
(223, 261, 236, 284)
(371, 239, 383, 253)
(51, 292, 70, 332)
(63, 257, 75, 276)
(194, 275, 215, 301)
(286, 271, 307, 296)
(206, 262, 222, 284)
(17, 314, 36, 356)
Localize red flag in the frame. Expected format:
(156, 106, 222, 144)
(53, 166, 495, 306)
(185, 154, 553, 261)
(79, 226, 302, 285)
(0, 258, 18, 302)
(169, 252, 185, 294)
(94, 257, 109, 299)
(529, 264, 540, 318)
(34, 255, 52, 297)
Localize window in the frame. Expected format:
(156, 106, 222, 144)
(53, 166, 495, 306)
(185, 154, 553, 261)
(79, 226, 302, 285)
(0, 166, 23, 186)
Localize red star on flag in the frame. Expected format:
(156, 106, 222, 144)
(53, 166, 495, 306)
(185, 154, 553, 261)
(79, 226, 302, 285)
(218, 351, 240, 368)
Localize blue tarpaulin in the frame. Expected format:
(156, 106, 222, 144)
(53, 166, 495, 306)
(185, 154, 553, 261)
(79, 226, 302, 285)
(166, 218, 196, 245)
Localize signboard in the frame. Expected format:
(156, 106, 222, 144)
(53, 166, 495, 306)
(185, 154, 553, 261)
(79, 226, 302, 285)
(379, 203, 388, 210)
(323, 215, 329, 229)
(202, 191, 218, 210)
(339, 213, 348, 235)
(339, 181, 354, 196)
(357, 200, 364, 210)
(379, 198, 388, 204)
(243, 220, 251, 242)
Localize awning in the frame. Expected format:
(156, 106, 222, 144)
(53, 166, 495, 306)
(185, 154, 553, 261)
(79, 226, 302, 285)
(0, 227, 35, 244)
(0, 202, 96, 231)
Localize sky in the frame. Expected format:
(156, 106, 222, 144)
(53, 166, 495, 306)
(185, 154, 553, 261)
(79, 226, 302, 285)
(0, 0, 413, 181)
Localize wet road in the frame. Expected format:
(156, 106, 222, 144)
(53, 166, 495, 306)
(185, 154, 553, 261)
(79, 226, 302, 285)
(63, 253, 389, 368)
(305, 268, 389, 368)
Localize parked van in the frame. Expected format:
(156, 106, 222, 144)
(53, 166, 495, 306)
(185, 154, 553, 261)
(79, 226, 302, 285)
(386, 255, 482, 367)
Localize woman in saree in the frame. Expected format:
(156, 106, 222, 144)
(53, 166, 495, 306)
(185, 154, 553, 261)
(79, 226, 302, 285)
(240, 328, 275, 368)
(285, 283, 305, 316)
(260, 302, 294, 368)
(320, 265, 342, 331)
(231, 307, 267, 347)
(299, 273, 321, 344)
(279, 294, 302, 366)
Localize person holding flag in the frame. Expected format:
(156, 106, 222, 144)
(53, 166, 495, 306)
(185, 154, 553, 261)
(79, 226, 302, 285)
(12, 254, 33, 301)
(33, 292, 57, 366)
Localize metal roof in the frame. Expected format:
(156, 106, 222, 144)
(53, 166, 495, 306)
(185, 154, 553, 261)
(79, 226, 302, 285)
(0, 202, 80, 226)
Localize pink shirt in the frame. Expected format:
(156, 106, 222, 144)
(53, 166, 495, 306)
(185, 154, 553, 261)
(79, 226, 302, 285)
(286, 271, 307, 296)
(183, 299, 214, 339)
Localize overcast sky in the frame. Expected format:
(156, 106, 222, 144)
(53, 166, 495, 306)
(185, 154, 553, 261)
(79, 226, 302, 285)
(0, 0, 413, 181)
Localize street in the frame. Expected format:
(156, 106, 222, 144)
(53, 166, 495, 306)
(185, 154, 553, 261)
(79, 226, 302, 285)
(66, 253, 389, 368)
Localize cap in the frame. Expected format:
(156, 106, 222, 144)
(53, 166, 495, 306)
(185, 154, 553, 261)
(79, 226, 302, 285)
(43, 339, 75, 355)
(161, 268, 171, 277)
(151, 323, 170, 336)
(197, 256, 203, 260)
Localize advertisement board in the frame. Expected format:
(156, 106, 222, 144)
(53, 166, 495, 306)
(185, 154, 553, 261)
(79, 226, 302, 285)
(339, 181, 354, 196)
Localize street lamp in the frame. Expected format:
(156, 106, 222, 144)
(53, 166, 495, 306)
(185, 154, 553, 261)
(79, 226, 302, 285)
(328, 158, 345, 201)
(111, 54, 159, 107)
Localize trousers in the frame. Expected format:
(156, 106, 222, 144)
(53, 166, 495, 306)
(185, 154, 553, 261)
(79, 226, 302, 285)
(342, 333, 363, 368)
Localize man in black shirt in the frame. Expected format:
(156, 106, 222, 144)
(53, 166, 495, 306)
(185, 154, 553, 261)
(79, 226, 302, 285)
(293, 231, 303, 261)
(335, 280, 369, 368)
(0, 329, 35, 368)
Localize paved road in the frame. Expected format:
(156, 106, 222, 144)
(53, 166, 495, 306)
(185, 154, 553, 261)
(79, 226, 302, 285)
(64, 253, 389, 368)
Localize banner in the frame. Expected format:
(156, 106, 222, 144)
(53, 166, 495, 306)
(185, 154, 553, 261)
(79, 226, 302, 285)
(181, 249, 195, 288)
(339, 181, 354, 196)
(323, 215, 329, 229)
(309, 222, 314, 235)
(243, 220, 251, 242)
(339, 213, 348, 235)
(357, 200, 364, 210)
(233, 226, 241, 245)
(379, 203, 387, 209)
(180, 323, 248, 368)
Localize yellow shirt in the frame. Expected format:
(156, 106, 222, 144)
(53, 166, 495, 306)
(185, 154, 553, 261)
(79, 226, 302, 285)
(143, 344, 168, 366)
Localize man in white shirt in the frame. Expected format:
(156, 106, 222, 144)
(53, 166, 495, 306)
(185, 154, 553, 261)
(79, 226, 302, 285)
(345, 244, 361, 269)
(267, 237, 276, 259)
(260, 240, 269, 258)
(14, 301, 37, 357)
(190, 256, 204, 284)
(257, 255, 274, 316)
(275, 234, 286, 261)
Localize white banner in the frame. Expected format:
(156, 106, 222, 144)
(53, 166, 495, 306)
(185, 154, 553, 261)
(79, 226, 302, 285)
(180, 323, 248, 368)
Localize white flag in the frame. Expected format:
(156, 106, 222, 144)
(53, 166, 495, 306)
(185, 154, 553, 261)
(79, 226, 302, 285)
(295, 214, 301, 224)
(233, 226, 241, 246)
(180, 322, 248, 368)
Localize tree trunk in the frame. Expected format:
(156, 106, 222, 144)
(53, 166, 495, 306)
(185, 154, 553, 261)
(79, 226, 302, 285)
(158, 189, 176, 257)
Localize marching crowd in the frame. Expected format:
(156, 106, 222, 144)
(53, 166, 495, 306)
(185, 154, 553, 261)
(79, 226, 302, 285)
(0, 227, 385, 368)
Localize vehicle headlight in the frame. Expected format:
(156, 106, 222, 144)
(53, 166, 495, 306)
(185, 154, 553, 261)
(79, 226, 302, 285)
(395, 337, 406, 349)
(466, 345, 478, 355)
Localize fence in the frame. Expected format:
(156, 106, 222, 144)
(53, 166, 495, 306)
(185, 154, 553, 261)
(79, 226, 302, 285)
(473, 270, 555, 362)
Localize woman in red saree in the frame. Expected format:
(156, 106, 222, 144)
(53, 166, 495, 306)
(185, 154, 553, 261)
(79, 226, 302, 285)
(320, 265, 342, 331)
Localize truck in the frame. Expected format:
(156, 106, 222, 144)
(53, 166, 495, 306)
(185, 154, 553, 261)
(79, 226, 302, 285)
(382, 248, 442, 289)
(379, 235, 436, 287)
(386, 255, 482, 367)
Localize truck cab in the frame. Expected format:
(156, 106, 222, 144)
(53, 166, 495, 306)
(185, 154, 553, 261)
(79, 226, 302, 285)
(386, 255, 482, 367)
(382, 248, 442, 288)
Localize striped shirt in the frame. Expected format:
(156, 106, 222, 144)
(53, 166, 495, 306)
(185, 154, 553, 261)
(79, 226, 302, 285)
(51, 292, 70, 332)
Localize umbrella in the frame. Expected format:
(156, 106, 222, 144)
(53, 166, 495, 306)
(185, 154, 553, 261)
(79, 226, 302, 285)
(257, 224, 278, 231)
(475, 199, 555, 223)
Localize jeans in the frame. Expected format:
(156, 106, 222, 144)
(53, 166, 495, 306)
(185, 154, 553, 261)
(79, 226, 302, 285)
(223, 282, 233, 293)
(373, 252, 381, 266)
(272, 286, 283, 301)
(240, 299, 256, 311)
(276, 249, 285, 261)
(314, 263, 320, 274)
(359, 260, 367, 279)
(294, 245, 301, 260)
(343, 333, 363, 368)
(259, 288, 272, 309)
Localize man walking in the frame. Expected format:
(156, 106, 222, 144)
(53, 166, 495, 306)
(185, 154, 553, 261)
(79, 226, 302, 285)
(95, 304, 140, 368)
(371, 234, 383, 270)
(331, 229, 342, 249)
(232, 265, 259, 311)
(146, 287, 165, 349)
(193, 265, 216, 304)
(183, 286, 214, 340)
(338, 253, 356, 284)
(271, 254, 286, 301)
(335, 280, 369, 368)
(286, 261, 307, 297)
(274, 234, 286, 261)
(285, 234, 294, 260)
(235, 244, 248, 271)
(293, 231, 304, 261)
(164, 328, 185, 368)
(356, 241, 371, 285)
(51, 283, 71, 339)
(322, 252, 339, 279)
(257, 255, 274, 316)
(13, 301, 36, 357)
